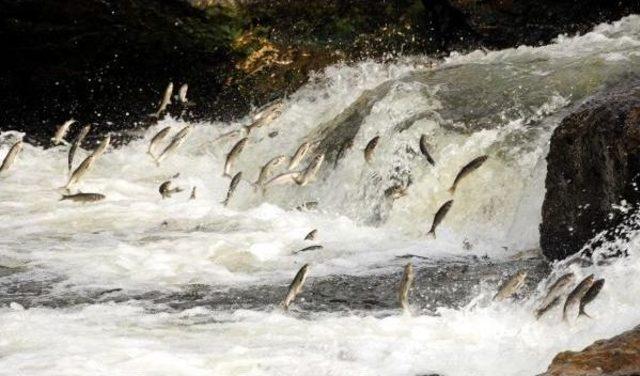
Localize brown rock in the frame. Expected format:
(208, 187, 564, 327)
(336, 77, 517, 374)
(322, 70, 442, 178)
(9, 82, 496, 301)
(543, 325, 640, 376)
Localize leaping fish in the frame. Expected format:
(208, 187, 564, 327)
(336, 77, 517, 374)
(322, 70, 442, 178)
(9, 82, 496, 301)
(155, 125, 193, 165)
(0, 141, 23, 175)
(281, 264, 310, 311)
(91, 134, 111, 158)
(304, 229, 317, 241)
(178, 84, 189, 104)
(52, 119, 76, 146)
(419, 134, 435, 166)
(535, 273, 575, 319)
(254, 155, 289, 189)
(562, 274, 594, 321)
(578, 278, 604, 318)
(247, 100, 284, 132)
(189, 186, 197, 200)
(223, 137, 248, 177)
(148, 126, 172, 158)
(65, 154, 98, 188)
(493, 270, 527, 301)
(364, 136, 380, 164)
(288, 142, 312, 171)
(398, 263, 415, 314)
(449, 155, 488, 193)
(222, 172, 242, 206)
(427, 200, 453, 238)
(153, 82, 173, 118)
(294, 154, 324, 186)
(60, 192, 105, 203)
(68, 124, 91, 172)
(159, 180, 183, 199)
(264, 171, 302, 191)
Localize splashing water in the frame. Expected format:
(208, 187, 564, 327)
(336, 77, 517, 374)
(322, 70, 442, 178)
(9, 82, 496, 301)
(1, 15, 640, 376)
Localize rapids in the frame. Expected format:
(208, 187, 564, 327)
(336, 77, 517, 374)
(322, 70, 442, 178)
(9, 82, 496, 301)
(1, 15, 640, 376)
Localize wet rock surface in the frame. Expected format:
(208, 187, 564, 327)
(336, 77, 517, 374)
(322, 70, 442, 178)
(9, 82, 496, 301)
(2, 0, 639, 144)
(542, 324, 640, 376)
(0, 256, 549, 313)
(540, 81, 640, 260)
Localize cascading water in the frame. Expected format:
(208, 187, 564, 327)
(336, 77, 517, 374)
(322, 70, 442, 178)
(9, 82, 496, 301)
(1, 15, 640, 376)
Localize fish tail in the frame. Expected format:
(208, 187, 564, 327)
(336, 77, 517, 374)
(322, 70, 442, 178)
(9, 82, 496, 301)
(427, 230, 436, 239)
(578, 307, 592, 319)
(448, 186, 456, 194)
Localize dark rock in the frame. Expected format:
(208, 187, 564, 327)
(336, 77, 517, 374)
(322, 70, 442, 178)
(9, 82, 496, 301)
(540, 81, 640, 260)
(445, 0, 640, 49)
(1, 0, 639, 144)
(542, 324, 640, 376)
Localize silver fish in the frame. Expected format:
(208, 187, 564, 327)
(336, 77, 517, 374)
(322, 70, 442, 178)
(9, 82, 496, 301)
(254, 155, 289, 188)
(52, 119, 76, 145)
(281, 264, 310, 310)
(288, 142, 312, 171)
(493, 270, 527, 301)
(159, 180, 183, 199)
(68, 124, 91, 172)
(247, 100, 284, 132)
(264, 171, 302, 190)
(91, 134, 111, 158)
(304, 229, 317, 241)
(222, 172, 242, 206)
(427, 200, 453, 238)
(0, 141, 23, 174)
(295, 154, 324, 186)
(155, 125, 192, 164)
(223, 137, 248, 177)
(364, 136, 380, 164)
(60, 192, 105, 203)
(178, 84, 189, 104)
(578, 278, 604, 318)
(449, 155, 489, 193)
(535, 273, 575, 319)
(65, 154, 98, 188)
(399, 263, 415, 313)
(148, 126, 171, 157)
(294, 245, 323, 254)
(190, 186, 197, 200)
(419, 134, 435, 165)
(563, 274, 594, 320)
(153, 82, 173, 118)
(536, 296, 562, 320)
(212, 127, 248, 144)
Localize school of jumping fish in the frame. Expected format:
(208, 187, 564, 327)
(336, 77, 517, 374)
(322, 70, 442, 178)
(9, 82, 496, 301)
(0, 82, 605, 318)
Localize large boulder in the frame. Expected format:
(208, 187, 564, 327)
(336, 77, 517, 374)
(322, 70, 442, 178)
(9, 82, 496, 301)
(540, 81, 640, 260)
(542, 325, 640, 376)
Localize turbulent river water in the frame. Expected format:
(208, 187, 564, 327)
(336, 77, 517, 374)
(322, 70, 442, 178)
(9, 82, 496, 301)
(1, 15, 640, 376)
